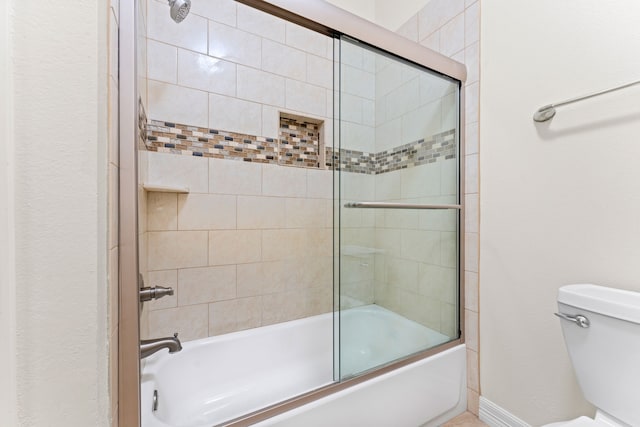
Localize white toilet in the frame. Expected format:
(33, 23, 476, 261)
(543, 284, 640, 427)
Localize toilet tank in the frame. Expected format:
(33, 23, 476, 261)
(557, 284, 640, 426)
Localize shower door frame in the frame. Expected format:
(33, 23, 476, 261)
(118, 0, 141, 426)
(118, 1, 466, 426)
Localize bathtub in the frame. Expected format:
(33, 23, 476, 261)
(141, 305, 466, 427)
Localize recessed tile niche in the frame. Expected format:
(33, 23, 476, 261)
(278, 114, 324, 169)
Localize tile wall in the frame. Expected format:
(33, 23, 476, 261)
(374, 54, 458, 153)
(339, 41, 460, 338)
(371, 158, 459, 337)
(339, 156, 459, 337)
(337, 41, 376, 154)
(395, 0, 481, 415)
(143, 0, 341, 340)
(146, 0, 336, 143)
(143, 151, 333, 340)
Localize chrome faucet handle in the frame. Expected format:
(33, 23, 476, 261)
(140, 286, 174, 302)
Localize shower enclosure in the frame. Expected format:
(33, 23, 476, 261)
(335, 36, 461, 380)
(120, 1, 465, 425)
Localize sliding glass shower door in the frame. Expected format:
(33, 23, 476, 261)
(335, 36, 462, 379)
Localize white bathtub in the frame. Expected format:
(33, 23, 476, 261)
(141, 305, 466, 427)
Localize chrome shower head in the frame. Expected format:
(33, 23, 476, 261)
(168, 0, 191, 23)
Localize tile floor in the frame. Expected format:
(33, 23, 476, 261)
(441, 411, 488, 426)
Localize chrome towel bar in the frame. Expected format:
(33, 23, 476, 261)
(344, 202, 461, 210)
(533, 78, 640, 122)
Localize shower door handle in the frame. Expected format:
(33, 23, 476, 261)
(344, 202, 461, 210)
(554, 312, 590, 328)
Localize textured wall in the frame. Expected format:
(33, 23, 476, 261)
(9, 1, 111, 426)
(481, 1, 640, 424)
(0, 1, 17, 424)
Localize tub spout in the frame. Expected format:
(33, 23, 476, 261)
(140, 333, 182, 359)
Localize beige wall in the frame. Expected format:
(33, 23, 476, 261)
(4, 1, 112, 426)
(0, 0, 17, 424)
(327, 0, 433, 31)
(480, 1, 640, 424)
(325, 0, 375, 25)
(374, 0, 433, 31)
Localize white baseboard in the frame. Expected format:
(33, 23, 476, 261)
(479, 397, 531, 427)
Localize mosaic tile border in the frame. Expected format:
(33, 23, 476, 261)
(144, 118, 456, 174)
(377, 129, 457, 173)
(326, 129, 457, 175)
(146, 120, 280, 164)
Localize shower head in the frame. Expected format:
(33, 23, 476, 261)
(168, 0, 191, 23)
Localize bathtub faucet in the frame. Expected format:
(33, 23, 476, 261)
(140, 333, 182, 359)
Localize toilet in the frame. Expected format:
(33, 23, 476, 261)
(543, 284, 640, 427)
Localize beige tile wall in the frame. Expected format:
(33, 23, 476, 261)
(368, 47, 459, 335)
(339, 41, 376, 153)
(374, 54, 458, 153)
(144, 0, 343, 343)
(339, 172, 376, 308)
(338, 37, 460, 336)
(145, 152, 333, 340)
(146, 0, 344, 147)
(343, 160, 459, 337)
(396, 0, 481, 415)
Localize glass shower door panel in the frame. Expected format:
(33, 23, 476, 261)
(337, 36, 461, 379)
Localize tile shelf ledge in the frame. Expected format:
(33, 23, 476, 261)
(142, 184, 190, 194)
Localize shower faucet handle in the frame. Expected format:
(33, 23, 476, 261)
(140, 286, 174, 302)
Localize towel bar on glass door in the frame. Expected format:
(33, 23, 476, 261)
(344, 202, 461, 210)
